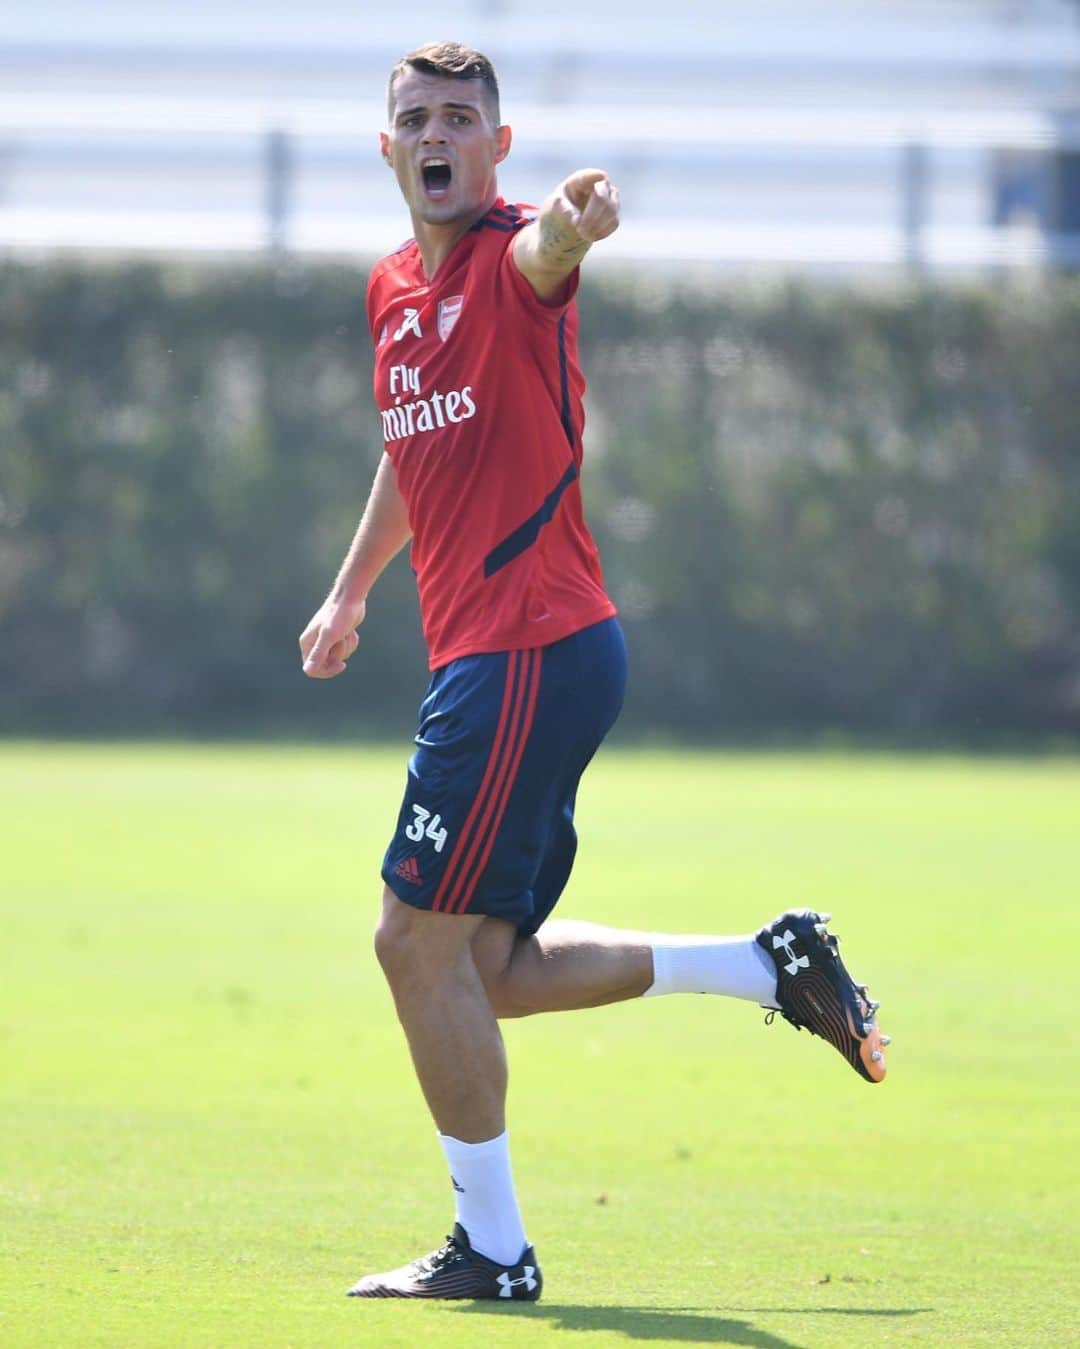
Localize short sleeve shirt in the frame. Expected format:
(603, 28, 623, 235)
(366, 198, 616, 669)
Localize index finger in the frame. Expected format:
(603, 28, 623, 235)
(564, 167, 609, 206)
(303, 630, 334, 673)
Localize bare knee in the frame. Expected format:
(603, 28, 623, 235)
(373, 888, 483, 998)
(373, 893, 424, 991)
(373, 903, 404, 981)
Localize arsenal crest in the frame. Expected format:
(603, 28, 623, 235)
(437, 295, 464, 342)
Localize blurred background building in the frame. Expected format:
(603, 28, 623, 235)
(2, 0, 1080, 270)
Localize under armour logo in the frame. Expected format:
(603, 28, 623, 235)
(394, 307, 423, 341)
(773, 929, 810, 976)
(496, 1267, 538, 1297)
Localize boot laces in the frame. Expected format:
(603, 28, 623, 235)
(420, 1234, 466, 1275)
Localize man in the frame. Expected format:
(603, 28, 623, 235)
(299, 42, 890, 1303)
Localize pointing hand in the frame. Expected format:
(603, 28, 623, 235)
(553, 169, 621, 244)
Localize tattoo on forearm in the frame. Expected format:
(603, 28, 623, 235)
(540, 213, 590, 260)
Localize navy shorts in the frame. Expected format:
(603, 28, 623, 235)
(382, 617, 627, 935)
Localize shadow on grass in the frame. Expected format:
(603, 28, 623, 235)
(453, 1302, 932, 1346)
(736, 1307, 934, 1317)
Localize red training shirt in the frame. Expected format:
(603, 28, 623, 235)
(366, 198, 616, 670)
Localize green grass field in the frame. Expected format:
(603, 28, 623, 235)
(2, 743, 1078, 1348)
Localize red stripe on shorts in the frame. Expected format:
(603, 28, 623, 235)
(431, 650, 525, 914)
(447, 648, 542, 915)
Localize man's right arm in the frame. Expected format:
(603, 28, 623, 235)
(299, 451, 411, 679)
(512, 169, 620, 303)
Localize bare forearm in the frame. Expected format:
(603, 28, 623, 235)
(535, 208, 592, 271)
(513, 168, 621, 302)
(299, 453, 409, 678)
(328, 452, 411, 605)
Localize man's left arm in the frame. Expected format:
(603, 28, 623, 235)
(512, 168, 620, 303)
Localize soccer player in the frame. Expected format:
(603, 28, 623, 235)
(299, 41, 890, 1302)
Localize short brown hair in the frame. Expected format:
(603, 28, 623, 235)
(387, 42, 501, 125)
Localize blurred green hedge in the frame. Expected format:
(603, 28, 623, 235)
(1, 260, 1077, 741)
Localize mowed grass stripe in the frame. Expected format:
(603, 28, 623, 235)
(1, 743, 1077, 1347)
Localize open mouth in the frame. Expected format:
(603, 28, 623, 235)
(421, 158, 452, 198)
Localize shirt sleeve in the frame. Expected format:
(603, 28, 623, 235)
(499, 230, 581, 320)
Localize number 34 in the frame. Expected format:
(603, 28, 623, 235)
(405, 804, 448, 853)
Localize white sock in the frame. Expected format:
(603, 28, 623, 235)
(643, 935, 780, 1007)
(437, 1129, 527, 1266)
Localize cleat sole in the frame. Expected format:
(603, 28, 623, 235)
(857, 1021, 889, 1083)
(759, 908, 888, 1085)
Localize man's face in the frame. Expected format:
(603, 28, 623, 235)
(381, 69, 511, 227)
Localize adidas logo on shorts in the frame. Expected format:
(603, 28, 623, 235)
(394, 856, 423, 886)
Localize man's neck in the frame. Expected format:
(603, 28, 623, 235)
(412, 194, 498, 280)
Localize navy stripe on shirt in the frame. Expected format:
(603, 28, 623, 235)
(473, 218, 528, 233)
(556, 313, 575, 450)
(483, 460, 580, 578)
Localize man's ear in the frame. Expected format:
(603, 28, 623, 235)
(379, 131, 392, 166)
(494, 124, 512, 165)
